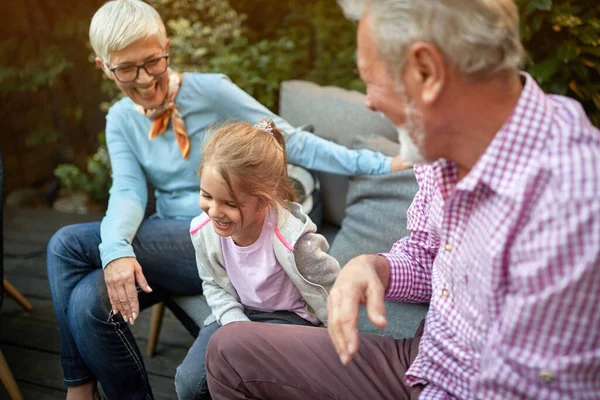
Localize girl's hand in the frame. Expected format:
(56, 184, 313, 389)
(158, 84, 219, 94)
(326, 255, 390, 365)
(104, 257, 152, 324)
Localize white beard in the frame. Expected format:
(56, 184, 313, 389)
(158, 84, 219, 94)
(396, 126, 425, 163)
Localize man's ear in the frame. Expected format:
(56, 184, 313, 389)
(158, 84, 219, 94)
(405, 41, 446, 105)
(165, 38, 171, 54)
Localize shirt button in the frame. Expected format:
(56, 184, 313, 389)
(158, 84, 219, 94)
(540, 369, 555, 383)
(444, 242, 453, 252)
(441, 288, 450, 298)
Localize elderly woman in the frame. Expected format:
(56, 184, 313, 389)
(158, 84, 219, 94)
(46, 0, 406, 399)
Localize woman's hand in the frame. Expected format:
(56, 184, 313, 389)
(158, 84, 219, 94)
(327, 255, 391, 365)
(390, 154, 413, 173)
(104, 257, 152, 324)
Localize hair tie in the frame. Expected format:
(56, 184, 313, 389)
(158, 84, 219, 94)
(254, 120, 275, 135)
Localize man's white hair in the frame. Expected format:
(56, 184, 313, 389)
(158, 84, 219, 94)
(90, 0, 167, 64)
(339, 0, 525, 76)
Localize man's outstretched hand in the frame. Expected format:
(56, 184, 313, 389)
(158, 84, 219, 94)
(327, 254, 391, 365)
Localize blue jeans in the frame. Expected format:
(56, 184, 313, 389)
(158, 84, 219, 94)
(46, 219, 202, 400)
(174, 310, 316, 400)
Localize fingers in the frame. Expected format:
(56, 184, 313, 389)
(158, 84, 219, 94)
(338, 291, 360, 364)
(327, 287, 360, 365)
(116, 280, 132, 323)
(365, 282, 387, 329)
(107, 286, 121, 316)
(134, 265, 153, 294)
(124, 280, 139, 325)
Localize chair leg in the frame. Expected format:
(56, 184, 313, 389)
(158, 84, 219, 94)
(0, 349, 24, 400)
(3, 280, 33, 312)
(147, 302, 165, 357)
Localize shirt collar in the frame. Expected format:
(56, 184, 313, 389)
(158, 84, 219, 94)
(455, 73, 553, 198)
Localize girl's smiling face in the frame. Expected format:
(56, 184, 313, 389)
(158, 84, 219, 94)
(199, 166, 267, 247)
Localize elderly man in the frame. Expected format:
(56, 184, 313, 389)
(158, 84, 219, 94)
(204, 0, 600, 399)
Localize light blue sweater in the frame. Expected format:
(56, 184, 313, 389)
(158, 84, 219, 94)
(99, 73, 392, 267)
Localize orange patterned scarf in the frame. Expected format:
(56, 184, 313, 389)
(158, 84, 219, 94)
(135, 70, 190, 159)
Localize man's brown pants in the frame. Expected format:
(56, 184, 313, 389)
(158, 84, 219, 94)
(206, 320, 425, 400)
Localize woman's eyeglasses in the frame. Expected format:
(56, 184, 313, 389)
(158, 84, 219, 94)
(106, 55, 169, 83)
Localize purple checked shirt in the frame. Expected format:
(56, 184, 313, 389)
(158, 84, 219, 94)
(381, 74, 600, 399)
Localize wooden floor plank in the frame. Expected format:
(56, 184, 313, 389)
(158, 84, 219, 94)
(1, 343, 179, 399)
(1, 344, 70, 391)
(0, 207, 201, 398)
(0, 380, 66, 400)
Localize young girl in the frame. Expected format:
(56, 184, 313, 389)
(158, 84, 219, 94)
(174, 120, 341, 400)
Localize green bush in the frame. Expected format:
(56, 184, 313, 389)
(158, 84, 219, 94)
(55, 133, 111, 204)
(517, 0, 600, 126)
(150, 0, 307, 110)
(147, 0, 361, 111)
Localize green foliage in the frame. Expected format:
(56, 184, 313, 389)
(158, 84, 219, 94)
(0, 39, 72, 96)
(517, 0, 600, 126)
(142, 0, 362, 111)
(54, 133, 112, 203)
(0, 38, 73, 148)
(297, 1, 364, 92)
(147, 0, 306, 110)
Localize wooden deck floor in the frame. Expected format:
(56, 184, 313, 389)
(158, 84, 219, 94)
(1, 206, 193, 400)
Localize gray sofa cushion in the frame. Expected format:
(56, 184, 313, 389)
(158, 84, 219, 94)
(328, 169, 419, 266)
(328, 137, 427, 337)
(358, 302, 429, 338)
(279, 80, 397, 227)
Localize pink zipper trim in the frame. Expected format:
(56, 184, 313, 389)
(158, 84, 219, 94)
(190, 217, 211, 235)
(275, 227, 293, 252)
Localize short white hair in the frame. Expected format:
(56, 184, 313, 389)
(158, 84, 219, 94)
(90, 0, 167, 64)
(339, 0, 525, 76)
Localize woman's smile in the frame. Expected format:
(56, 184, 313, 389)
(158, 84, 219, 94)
(134, 81, 159, 99)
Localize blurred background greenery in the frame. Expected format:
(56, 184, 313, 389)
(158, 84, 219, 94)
(1, 0, 598, 205)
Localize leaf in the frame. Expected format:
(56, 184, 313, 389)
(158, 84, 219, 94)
(593, 93, 600, 110)
(528, 57, 561, 83)
(580, 57, 600, 73)
(527, 0, 552, 13)
(533, 0, 552, 10)
(529, 13, 546, 34)
(556, 42, 581, 63)
(550, 80, 568, 95)
(571, 62, 589, 79)
(588, 18, 600, 30)
(581, 46, 600, 57)
(569, 80, 585, 99)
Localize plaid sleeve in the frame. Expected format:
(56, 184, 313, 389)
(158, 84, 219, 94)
(380, 164, 438, 303)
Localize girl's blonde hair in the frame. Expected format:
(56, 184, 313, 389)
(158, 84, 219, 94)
(199, 120, 298, 213)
